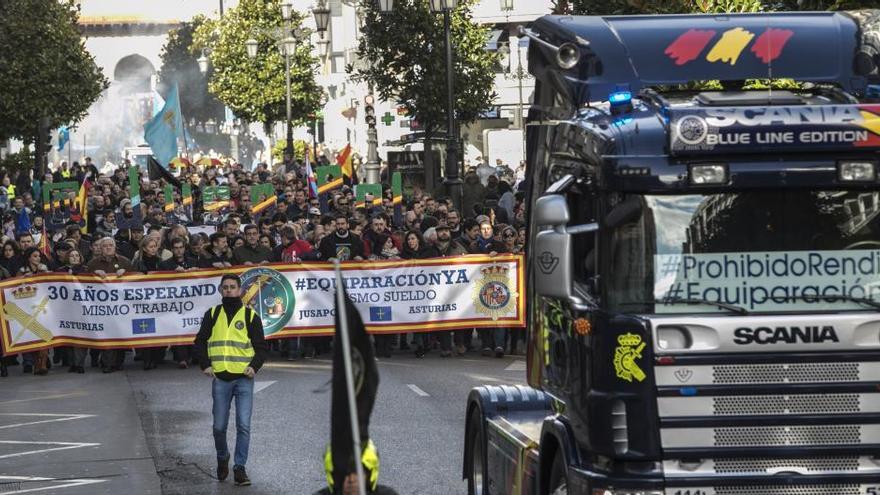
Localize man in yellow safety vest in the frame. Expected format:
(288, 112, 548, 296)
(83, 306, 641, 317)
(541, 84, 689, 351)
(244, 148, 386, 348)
(194, 273, 267, 487)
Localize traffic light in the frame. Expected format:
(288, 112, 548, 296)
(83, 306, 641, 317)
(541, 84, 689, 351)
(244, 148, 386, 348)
(364, 94, 376, 128)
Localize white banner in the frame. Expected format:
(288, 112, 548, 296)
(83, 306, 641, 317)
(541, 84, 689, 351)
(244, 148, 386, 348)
(0, 255, 524, 355)
(654, 250, 880, 313)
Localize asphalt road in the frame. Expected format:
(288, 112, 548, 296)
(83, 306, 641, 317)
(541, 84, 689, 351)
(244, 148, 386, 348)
(0, 347, 527, 494)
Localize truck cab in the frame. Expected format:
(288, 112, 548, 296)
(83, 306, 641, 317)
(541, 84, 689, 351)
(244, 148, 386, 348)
(464, 10, 880, 495)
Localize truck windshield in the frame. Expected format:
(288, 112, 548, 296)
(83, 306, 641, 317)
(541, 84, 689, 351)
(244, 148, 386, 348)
(608, 191, 880, 314)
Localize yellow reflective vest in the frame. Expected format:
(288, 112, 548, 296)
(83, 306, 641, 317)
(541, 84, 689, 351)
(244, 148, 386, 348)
(207, 305, 256, 374)
(324, 439, 379, 491)
(60, 169, 71, 179)
(5, 185, 15, 199)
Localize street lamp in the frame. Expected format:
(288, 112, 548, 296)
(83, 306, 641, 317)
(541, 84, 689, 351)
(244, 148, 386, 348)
(500, 0, 514, 11)
(281, 1, 294, 21)
(377, 0, 394, 13)
(197, 50, 210, 74)
(245, 7, 310, 164)
(313, 0, 331, 35)
(245, 38, 258, 59)
(428, 0, 461, 210)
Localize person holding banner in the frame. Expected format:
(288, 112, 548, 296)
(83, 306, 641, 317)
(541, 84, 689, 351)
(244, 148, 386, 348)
(193, 274, 267, 487)
(318, 215, 364, 262)
(17, 247, 50, 375)
(86, 237, 134, 373)
(199, 232, 233, 269)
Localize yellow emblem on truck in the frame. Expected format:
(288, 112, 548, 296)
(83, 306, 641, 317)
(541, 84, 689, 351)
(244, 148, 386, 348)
(614, 333, 646, 382)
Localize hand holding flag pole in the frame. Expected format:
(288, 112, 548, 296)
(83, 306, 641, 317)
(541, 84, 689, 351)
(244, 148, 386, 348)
(333, 260, 368, 495)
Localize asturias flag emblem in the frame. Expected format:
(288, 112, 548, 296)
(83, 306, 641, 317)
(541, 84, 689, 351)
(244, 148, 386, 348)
(369, 306, 393, 322)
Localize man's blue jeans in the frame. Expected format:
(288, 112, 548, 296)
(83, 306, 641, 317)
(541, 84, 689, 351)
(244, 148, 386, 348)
(212, 377, 253, 468)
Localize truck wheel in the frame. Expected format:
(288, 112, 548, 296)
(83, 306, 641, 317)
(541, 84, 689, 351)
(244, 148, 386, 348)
(467, 408, 487, 495)
(548, 453, 568, 495)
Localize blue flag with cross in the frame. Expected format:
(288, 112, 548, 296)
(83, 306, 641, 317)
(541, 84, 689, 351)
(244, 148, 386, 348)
(144, 83, 184, 168)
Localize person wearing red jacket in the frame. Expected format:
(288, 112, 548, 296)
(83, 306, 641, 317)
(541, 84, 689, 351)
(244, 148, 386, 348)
(273, 225, 314, 263)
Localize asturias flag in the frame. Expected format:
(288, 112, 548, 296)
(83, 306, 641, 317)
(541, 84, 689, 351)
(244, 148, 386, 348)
(305, 150, 318, 199)
(56, 126, 69, 152)
(144, 83, 184, 168)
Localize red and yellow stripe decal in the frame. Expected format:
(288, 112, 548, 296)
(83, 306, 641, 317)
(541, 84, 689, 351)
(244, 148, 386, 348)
(665, 27, 794, 66)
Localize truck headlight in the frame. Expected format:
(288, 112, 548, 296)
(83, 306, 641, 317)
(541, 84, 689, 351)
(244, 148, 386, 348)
(688, 163, 728, 185)
(838, 160, 876, 182)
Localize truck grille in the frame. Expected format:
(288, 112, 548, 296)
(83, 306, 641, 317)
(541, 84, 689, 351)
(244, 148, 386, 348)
(665, 485, 862, 495)
(655, 362, 880, 387)
(714, 457, 860, 474)
(714, 485, 860, 495)
(713, 363, 859, 384)
(663, 456, 874, 477)
(715, 424, 860, 447)
(712, 394, 860, 415)
(663, 425, 870, 448)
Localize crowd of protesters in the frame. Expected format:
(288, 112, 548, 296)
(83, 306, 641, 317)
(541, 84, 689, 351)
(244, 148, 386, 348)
(0, 151, 528, 377)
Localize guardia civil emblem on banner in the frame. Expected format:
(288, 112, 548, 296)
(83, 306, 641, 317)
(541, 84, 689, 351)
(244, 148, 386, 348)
(240, 267, 295, 335)
(472, 265, 516, 320)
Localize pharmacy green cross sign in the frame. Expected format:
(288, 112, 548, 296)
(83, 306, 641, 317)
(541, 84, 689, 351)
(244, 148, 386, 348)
(381, 112, 395, 126)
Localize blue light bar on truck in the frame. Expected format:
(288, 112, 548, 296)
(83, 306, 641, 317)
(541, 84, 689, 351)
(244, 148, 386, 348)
(609, 90, 632, 105)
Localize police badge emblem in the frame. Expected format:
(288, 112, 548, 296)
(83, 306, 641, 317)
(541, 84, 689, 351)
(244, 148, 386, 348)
(472, 265, 516, 320)
(240, 267, 295, 336)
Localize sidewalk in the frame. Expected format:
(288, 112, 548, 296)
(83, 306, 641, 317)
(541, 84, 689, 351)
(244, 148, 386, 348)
(0, 363, 161, 495)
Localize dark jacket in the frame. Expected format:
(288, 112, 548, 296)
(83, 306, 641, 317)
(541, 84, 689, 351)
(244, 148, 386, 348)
(198, 248, 231, 268)
(158, 254, 198, 271)
(318, 231, 365, 261)
(232, 243, 272, 264)
(134, 253, 162, 273)
(85, 254, 134, 274)
(461, 173, 486, 219)
(193, 298, 267, 381)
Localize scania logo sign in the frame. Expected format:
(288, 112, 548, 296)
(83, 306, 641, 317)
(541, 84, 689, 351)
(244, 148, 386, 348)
(733, 326, 839, 345)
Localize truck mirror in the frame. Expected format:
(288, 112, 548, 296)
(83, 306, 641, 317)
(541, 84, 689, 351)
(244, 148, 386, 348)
(534, 229, 575, 300)
(605, 197, 642, 228)
(534, 194, 569, 227)
(533, 193, 597, 308)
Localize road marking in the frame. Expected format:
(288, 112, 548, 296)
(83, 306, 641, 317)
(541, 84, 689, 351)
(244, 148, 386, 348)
(0, 392, 87, 405)
(0, 413, 96, 430)
(254, 380, 276, 394)
(505, 361, 527, 372)
(262, 362, 331, 370)
(0, 440, 101, 459)
(0, 475, 106, 494)
(407, 384, 430, 397)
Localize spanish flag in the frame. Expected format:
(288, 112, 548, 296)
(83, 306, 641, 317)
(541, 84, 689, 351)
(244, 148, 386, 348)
(337, 144, 356, 185)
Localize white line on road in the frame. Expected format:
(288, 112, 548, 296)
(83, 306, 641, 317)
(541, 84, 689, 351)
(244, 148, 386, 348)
(0, 476, 106, 494)
(505, 361, 527, 371)
(0, 413, 96, 430)
(0, 440, 101, 459)
(406, 384, 430, 397)
(0, 392, 88, 405)
(254, 381, 277, 394)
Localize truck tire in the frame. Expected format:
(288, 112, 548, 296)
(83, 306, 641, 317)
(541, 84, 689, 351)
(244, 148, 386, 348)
(467, 407, 488, 495)
(548, 452, 568, 495)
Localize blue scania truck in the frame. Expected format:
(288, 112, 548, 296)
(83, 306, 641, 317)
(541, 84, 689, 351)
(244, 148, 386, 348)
(464, 10, 880, 495)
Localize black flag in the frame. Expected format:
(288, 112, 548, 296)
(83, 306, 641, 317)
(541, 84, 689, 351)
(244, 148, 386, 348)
(330, 288, 379, 494)
(148, 156, 182, 189)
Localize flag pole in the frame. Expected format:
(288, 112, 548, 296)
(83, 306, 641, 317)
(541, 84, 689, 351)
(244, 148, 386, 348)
(333, 260, 367, 495)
